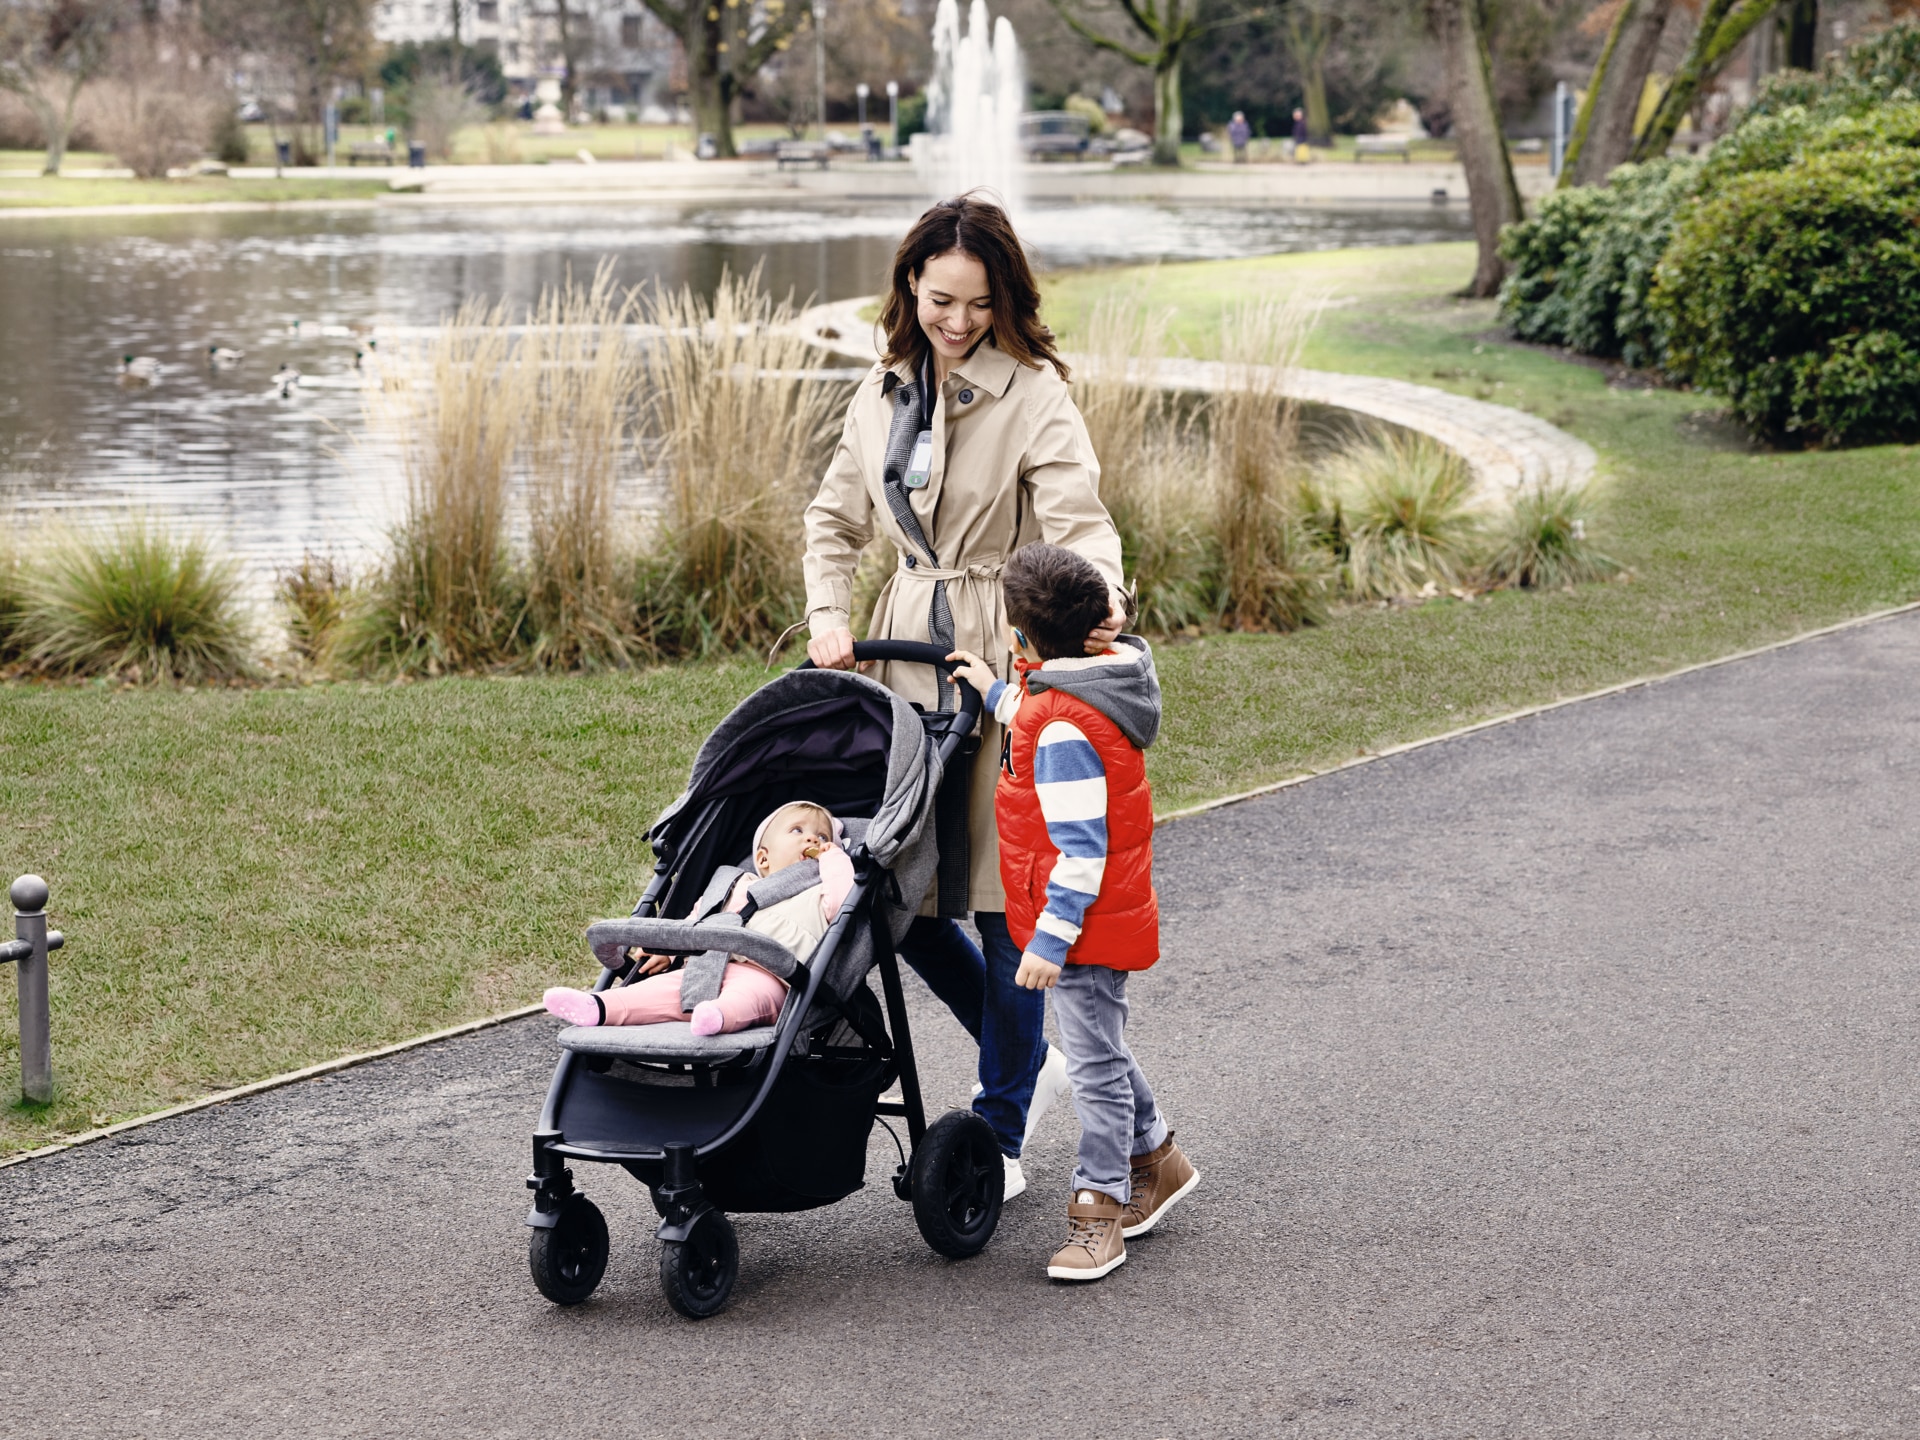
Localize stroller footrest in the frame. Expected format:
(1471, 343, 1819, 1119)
(557, 1021, 779, 1064)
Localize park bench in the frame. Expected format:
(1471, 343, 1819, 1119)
(1354, 134, 1412, 162)
(775, 140, 830, 170)
(347, 141, 395, 166)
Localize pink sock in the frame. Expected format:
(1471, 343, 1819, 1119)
(689, 1000, 725, 1036)
(544, 987, 603, 1027)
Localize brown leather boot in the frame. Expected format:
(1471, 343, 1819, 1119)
(1122, 1132, 1199, 1238)
(1046, 1189, 1128, 1281)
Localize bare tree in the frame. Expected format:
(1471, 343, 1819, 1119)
(1046, 0, 1265, 165)
(1426, 0, 1522, 296)
(1560, 0, 1673, 187)
(202, 0, 372, 160)
(639, 0, 806, 157)
(0, 0, 121, 175)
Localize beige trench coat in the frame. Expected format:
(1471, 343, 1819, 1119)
(802, 339, 1124, 912)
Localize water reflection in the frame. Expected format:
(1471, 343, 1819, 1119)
(0, 197, 1471, 585)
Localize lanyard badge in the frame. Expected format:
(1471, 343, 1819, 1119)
(904, 429, 934, 490)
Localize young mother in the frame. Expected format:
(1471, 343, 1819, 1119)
(802, 193, 1128, 1197)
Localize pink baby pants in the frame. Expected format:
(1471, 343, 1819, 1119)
(600, 962, 787, 1033)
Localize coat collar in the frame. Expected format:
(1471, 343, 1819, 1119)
(871, 338, 1022, 399)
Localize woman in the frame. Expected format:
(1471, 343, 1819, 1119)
(802, 193, 1128, 1197)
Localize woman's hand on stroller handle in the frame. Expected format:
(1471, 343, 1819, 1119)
(805, 627, 867, 672)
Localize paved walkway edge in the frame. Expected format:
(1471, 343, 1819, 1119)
(8, 598, 1917, 1172)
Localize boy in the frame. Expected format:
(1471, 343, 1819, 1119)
(949, 543, 1199, 1281)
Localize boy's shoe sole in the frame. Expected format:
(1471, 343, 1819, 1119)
(1122, 1166, 1200, 1239)
(1047, 1250, 1127, 1282)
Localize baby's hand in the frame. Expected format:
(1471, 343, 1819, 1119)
(1014, 951, 1062, 990)
(628, 948, 672, 977)
(945, 649, 996, 698)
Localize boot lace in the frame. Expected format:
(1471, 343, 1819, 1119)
(1063, 1213, 1109, 1256)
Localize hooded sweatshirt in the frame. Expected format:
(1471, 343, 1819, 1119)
(985, 634, 1162, 969)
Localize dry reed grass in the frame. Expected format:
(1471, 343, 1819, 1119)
(521, 264, 643, 669)
(638, 266, 844, 654)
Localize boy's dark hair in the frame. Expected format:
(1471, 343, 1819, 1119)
(1002, 543, 1111, 660)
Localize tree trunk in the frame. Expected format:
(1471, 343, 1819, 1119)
(1286, 11, 1333, 144)
(1563, 0, 1671, 187)
(555, 0, 575, 118)
(1785, 0, 1816, 69)
(685, 2, 738, 157)
(1152, 53, 1181, 165)
(1632, 0, 1775, 161)
(1428, 0, 1522, 296)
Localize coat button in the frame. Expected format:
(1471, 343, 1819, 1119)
(905, 555, 917, 568)
(958, 389, 974, 404)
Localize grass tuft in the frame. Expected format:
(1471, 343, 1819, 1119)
(276, 552, 351, 667)
(16, 521, 252, 681)
(1325, 430, 1485, 601)
(1483, 480, 1621, 589)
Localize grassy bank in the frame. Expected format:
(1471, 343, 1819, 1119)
(7, 242, 1920, 1152)
(0, 174, 393, 209)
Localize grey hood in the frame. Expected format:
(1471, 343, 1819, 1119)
(1023, 634, 1162, 750)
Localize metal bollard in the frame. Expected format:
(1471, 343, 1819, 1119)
(1, 875, 64, 1104)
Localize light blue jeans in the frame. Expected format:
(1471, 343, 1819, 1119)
(1052, 963, 1169, 1203)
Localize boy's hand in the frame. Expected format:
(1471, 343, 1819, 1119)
(628, 948, 672, 977)
(1015, 952, 1062, 990)
(945, 649, 997, 697)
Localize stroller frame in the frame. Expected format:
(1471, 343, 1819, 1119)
(524, 642, 1004, 1318)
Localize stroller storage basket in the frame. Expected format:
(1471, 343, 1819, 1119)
(525, 643, 1004, 1319)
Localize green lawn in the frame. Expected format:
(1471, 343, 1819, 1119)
(6, 241, 1919, 1152)
(0, 174, 394, 209)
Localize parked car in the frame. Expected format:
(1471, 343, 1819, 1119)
(1019, 111, 1090, 161)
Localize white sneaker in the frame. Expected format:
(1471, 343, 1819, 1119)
(1003, 1155, 1027, 1200)
(1022, 1045, 1072, 1152)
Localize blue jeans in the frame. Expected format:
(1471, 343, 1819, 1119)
(1051, 962, 1168, 1203)
(899, 912, 1048, 1157)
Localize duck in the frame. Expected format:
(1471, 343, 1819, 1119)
(207, 345, 245, 369)
(119, 354, 162, 386)
(284, 319, 303, 336)
(269, 363, 301, 398)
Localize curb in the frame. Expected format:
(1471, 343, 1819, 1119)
(7, 598, 1917, 1171)
(0, 1003, 543, 1171)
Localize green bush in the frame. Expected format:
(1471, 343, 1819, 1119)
(1498, 159, 1699, 367)
(1650, 147, 1920, 446)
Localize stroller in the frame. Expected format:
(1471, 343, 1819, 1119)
(524, 642, 1005, 1319)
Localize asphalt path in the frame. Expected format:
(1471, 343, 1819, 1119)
(5, 614, 1919, 1439)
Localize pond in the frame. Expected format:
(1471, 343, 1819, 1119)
(0, 197, 1472, 586)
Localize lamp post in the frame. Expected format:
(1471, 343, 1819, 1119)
(886, 79, 898, 154)
(856, 82, 870, 160)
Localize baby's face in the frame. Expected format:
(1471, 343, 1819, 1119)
(756, 808, 834, 876)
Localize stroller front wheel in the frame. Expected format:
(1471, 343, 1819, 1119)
(660, 1209, 739, 1320)
(529, 1194, 610, 1306)
(911, 1110, 1005, 1259)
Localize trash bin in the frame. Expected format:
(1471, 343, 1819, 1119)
(275, 140, 291, 168)
(408, 142, 426, 169)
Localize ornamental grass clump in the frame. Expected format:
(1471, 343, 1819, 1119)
(520, 264, 643, 670)
(16, 521, 253, 681)
(346, 298, 533, 674)
(276, 552, 351, 666)
(637, 267, 844, 655)
(1324, 430, 1484, 601)
(1207, 295, 1330, 631)
(1483, 480, 1620, 590)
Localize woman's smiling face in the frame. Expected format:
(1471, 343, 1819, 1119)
(910, 249, 994, 364)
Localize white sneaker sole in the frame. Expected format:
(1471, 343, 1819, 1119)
(1122, 1167, 1200, 1239)
(1047, 1249, 1127, 1282)
(1003, 1156, 1027, 1201)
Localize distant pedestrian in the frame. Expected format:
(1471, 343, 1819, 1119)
(1292, 106, 1311, 164)
(1228, 110, 1251, 164)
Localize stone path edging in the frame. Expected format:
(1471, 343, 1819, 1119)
(793, 296, 1597, 497)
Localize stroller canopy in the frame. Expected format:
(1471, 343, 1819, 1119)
(645, 668, 943, 961)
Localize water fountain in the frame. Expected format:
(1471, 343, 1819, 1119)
(915, 0, 1026, 213)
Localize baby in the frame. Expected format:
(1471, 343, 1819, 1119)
(544, 801, 855, 1037)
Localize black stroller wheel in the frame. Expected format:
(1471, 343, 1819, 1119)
(911, 1110, 1005, 1259)
(528, 1195, 609, 1306)
(660, 1210, 739, 1320)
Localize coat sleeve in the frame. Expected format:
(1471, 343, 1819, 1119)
(802, 394, 877, 639)
(1019, 373, 1125, 591)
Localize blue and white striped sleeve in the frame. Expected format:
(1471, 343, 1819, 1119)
(1026, 719, 1107, 966)
(984, 679, 1022, 725)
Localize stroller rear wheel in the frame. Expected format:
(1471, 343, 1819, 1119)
(660, 1209, 739, 1320)
(528, 1194, 610, 1306)
(911, 1110, 1005, 1259)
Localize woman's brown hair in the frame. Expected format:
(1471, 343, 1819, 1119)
(878, 192, 1069, 381)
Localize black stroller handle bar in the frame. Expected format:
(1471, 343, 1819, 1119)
(796, 640, 984, 731)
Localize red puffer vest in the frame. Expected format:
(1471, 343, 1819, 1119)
(998, 668, 1159, 970)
